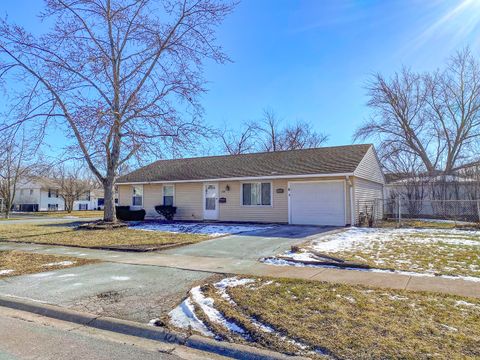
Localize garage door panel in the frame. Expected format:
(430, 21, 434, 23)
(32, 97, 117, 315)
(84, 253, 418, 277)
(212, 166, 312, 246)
(289, 182, 345, 226)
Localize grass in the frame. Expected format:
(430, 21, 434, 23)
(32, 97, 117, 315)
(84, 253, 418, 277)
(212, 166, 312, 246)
(14, 210, 104, 218)
(0, 250, 98, 278)
(378, 219, 480, 230)
(192, 277, 480, 359)
(299, 228, 480, 278)
(0, 221, 209, 250)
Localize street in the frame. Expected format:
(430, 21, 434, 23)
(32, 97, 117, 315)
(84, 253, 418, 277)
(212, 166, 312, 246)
(0, 307, 221, 360)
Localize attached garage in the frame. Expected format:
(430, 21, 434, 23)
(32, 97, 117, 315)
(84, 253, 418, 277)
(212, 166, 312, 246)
(288, 181, 346, 226)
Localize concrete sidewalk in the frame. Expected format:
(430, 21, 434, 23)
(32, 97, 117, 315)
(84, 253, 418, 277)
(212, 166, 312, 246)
(0, 241, 479, 298)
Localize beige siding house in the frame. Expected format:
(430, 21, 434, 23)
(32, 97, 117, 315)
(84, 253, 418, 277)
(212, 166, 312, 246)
(117, 144, 385, 226)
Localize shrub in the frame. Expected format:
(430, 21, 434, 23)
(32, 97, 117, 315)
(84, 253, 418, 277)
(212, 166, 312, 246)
(115, 206, 146, 221)
(154, 205, 177, 221)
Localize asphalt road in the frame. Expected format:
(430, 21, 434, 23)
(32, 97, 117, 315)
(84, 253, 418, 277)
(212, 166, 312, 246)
(0, 315, 181, 360)
(0, 307, 224, 360)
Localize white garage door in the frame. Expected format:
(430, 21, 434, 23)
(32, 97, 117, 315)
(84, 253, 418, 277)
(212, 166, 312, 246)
(289, 181, 345, 226)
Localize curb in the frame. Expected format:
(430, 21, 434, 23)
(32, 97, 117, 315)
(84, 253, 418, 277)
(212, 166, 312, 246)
(0, 295, 307, 360)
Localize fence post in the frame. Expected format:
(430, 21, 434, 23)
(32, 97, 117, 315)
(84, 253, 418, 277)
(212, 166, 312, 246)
(398, 198, 402, 227)
(477, 200, 480, 224)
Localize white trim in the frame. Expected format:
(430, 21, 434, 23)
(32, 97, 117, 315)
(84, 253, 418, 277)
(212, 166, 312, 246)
(240, 181, 273, 207)
(287, 179, 347, 226)
(347, 175, 355, 225)
(116, 172, 355, 185)
(162, 184, 175, 206)
(131, 184, 144, 207)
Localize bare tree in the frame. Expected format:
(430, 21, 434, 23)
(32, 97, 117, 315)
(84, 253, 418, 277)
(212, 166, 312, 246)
(0, 0, 236, 222)
(227, 110, 328, 154)
(355, 48, 480, 176)
(0, 135, 34, 218)
(283, 121, 329, 150)
(53, 165, 96, 213)
(220, 122, 257, 155)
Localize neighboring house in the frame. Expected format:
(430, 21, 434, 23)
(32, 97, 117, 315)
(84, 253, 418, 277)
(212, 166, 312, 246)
(116, 144, 385, 226)
(73, 189, 108, 211)
(12, 177, 113, 212)
(13, 177, 65, 212)
(384, 173, 480, 220)
(385, 173, 480, 201)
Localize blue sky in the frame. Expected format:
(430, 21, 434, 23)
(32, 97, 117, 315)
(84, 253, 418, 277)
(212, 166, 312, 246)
(2, 0, 480, 155)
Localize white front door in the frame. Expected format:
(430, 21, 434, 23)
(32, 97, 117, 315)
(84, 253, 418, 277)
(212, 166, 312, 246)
(203, 183, 219, 220)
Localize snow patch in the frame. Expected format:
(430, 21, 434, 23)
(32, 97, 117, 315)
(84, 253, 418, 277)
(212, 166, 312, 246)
(111, 276, 130, 281)
(43, 261, 75, 267)
(190, 286, 246, 335)
(169, 297, 214, 337)
(0, 269, 14, 275)
(130, 222, 275, 237)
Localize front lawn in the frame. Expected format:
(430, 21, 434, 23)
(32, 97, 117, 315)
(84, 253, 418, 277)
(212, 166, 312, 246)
(168, 277, 480, 359)
(0, 250, 98, 278)
(0, 222, 209, 250)
(13, 210, 104, 219)
(268, 227, 480, 279)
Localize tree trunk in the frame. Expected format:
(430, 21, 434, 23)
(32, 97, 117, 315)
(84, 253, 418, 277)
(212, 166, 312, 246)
(103, 178, 116, 222)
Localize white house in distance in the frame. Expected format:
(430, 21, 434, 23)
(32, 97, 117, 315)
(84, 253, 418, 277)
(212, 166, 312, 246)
(116, 144, 385, 226)
(12, 177, 107, 212)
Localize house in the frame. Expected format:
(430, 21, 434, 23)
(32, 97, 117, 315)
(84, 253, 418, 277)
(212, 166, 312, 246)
(13, 177, 64, 212)
(116, 144, 385, 226)
(12, 177, 111, 212)
(72, 189, 108, 211)
(384, 172, 480, 220)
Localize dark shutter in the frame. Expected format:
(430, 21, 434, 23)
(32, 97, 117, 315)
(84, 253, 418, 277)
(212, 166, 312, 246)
(242, 183, 251, 205)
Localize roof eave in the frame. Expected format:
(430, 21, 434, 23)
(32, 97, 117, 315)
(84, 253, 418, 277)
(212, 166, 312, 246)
(116, 172, 356, 185)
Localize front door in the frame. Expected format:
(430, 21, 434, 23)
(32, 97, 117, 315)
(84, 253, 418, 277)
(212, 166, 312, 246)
(203, 183, 219, 220)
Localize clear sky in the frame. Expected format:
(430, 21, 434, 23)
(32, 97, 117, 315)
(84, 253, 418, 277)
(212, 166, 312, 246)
(2, 0, 480, 154)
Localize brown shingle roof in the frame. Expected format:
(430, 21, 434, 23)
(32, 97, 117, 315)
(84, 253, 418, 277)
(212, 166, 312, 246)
(117, 144, 373, 183)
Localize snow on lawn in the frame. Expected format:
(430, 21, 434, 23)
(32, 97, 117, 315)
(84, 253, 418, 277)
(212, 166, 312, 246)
(263, 227, 480, 281)
(0, 269, 14, 275)
(167, 277, 317, 352)
(167, 278, 252, 338)
(42, 261, 75, 267)
(131, 222, 274, 237)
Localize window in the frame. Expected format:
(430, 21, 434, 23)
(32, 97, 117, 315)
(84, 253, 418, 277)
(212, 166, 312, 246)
(242, 182, 271, 206)
(132, 185, 143, 206)
(79, 204, 88, 210)
(163, 185, 174, 206)
(77, 191, 90, 201)
(48, 188, 58, 198)
(98, 198, 104, 206)
(48, 204, 59, 211)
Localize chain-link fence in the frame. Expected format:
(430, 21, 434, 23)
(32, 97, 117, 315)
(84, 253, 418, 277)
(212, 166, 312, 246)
(378, 198, 480, 224)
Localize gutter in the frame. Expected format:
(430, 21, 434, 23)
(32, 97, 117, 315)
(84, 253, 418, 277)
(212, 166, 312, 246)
(117, 172, 356, 185)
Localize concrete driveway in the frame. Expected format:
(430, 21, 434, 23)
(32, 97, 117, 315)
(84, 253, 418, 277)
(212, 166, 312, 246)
(0, 261, 220, 324)
(162, 225, 336, 260)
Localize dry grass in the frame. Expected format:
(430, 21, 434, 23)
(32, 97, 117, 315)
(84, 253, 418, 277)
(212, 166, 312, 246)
(194, 277, 480, 360)
(16, 210, 104, 218)
(328, 240, 480, 278)
(378, 219, 480, 230)
(0, 250, 98, 278)
(0, 222, 209, 250)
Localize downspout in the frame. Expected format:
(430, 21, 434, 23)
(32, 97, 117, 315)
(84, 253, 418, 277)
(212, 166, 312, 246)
(347, 176, 355, 226)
